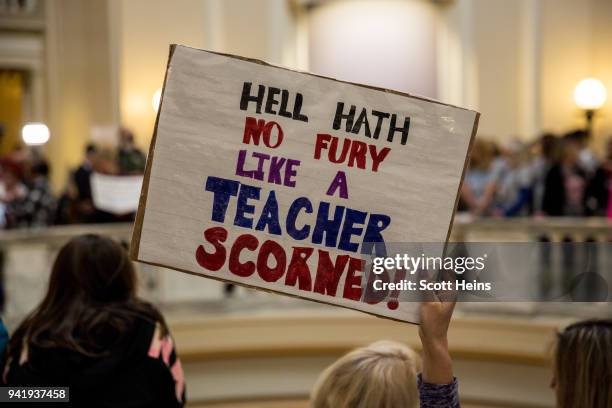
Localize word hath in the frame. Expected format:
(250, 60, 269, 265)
(333, 102, 410, 145)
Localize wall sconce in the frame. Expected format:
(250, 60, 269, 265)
(21, 122, 50, 146)
(574, 78, 607, 136)
(152, 88, 162, 113)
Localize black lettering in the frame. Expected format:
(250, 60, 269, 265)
(388, 114, 410, 145)
(333, 102, 356, 132)
(371, 110, 390, 140)
(240, 82, 265, 113)
(265, 87, 281, 115)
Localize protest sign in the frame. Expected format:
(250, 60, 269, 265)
(91, 173, 143, 214)
(131, 45, 479, 323)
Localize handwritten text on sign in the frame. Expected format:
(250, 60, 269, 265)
(132, 45, 479, 323)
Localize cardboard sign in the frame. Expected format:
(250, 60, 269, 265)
(131, 45, 479, 323)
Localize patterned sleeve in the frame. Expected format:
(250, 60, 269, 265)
(148, 324, 186, 407)
(418, 374, 461, 408)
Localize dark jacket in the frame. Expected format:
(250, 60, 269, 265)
(73, 164, 93, 201)
(542, 164, 586, 216)
(2, 317, 185, 408)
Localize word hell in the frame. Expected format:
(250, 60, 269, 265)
(240, 82, 308, 122)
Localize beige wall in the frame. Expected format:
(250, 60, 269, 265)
(540, 0, 592, 136)
(113, 0, 297, 149)
(471, 0, 523, 141)
(112, 0, 207, 148)
(454, 0, 612, 148)
(45, 0, 116, 191)
(539, 0, 612, 152)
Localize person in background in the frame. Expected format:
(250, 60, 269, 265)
(6, 160, 56, 228)
(553, 319, 612, 408)
(311, 287, 458, 407)
(531, 133, 560, 215)
(72, 144, 98, 223)
(493, 138, 533, 216)
(460, 139, 499, 216)
(584, 136, 612, 217)
(2, 235, 185, 407)
(311, 341, 420, 407)
(542, 135, 587, 216)
(117, 128, 146, 175)
(565, 129, 598, 176)
(0, 159, 27, 228)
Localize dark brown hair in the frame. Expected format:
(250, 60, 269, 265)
(9, 234, 166, 357)
(554, 319, 612, 408)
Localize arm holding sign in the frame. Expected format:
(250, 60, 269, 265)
(418, 283, 460, 407)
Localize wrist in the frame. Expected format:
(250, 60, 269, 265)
(419, 328, 448, 348)
(421, 337, 449, 356)
(420, 340, 453, 385)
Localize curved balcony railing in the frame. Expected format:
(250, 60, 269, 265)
(0, 217, 610, 328)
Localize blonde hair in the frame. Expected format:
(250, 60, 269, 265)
(468, 139, 496, 171)
(554, 319, 612, 408)
(311, 341, 420, 408)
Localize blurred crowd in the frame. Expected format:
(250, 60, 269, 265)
(0, 128, 146, 229)
(460, 130, 612, 218)
(0, 127, 610, 230)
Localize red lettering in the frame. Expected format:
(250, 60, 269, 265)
(343, 258, 364, 300)
(314, 133, 332, 160)
(285, 247, 314, 291)
(313, 251, 349, 297)
(242, 116, 284, 148)
(257, 240, 286, 282)
(228, 234, 258, 277)
(348, 140, 367, 169)
(195, 227, 228, 271)
(243, 117, 266, 145)
(369, 145, 391, 172)
(263, 121, 283, 148)
(313, 133, 390, 172)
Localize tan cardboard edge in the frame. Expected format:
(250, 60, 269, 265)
(130, 44, 177, 260)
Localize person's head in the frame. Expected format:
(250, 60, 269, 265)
(31, 160, 50, 179)
(501, 138, 527, 168)
(119, 127, 135, 147)
(468, 139, 495, 171)
(564, 129, 588, 148)
(558, 136, 581, 166)
(0, 159, 23, 189)
(537, 133, 560, 161)
(85, 143, 97, 161)
(552, 319, 612, 408)
(311, 341, 420, 408)
(10, 234, 165, 356)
